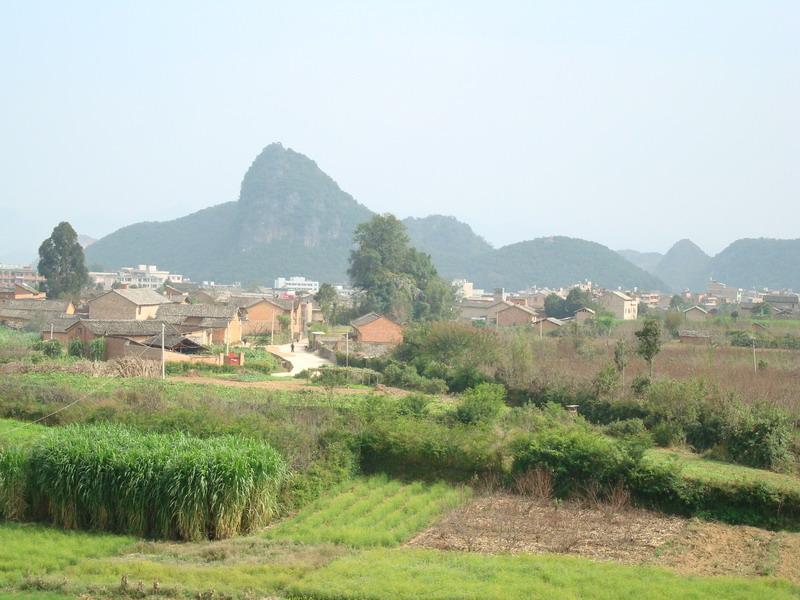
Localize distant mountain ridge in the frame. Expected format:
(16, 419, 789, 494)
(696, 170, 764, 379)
(616, 238, 800, 292)
(90, 143, 778, 292)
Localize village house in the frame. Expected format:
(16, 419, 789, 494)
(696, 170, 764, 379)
(0, 282, 46, 301)
(574, 307, 596, 325)
(599, 291, 638, 320)
(683, 305, 709, 323)
(762, 293, 800, 315)
(228, 295, 299, 337)
(42, 318, 212, 361)
(156, 302, 242, 344)
(88, 289, 173, 320)
(350, 313, 403, 346)
(0, 299, 75, 329)
(532, 317, 566, 335)
(495, 303, 538, 327)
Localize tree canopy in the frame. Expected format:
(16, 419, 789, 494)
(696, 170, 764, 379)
(544, 287, 593, 318)
(348, 214, 454, 323)
(37, 221, 88, 299)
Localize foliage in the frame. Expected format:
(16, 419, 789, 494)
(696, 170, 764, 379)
(612, 339, 628, 386)
(87, 338, 106, 361)
(0, 424, 287, 540)
(37, 222, 88, 299)
(268, 475, 467, 547)
(635, 318, 662, 377)
(67, 339, 84, 358)
(39, 340, 62, 359)
(348, 213, 454, 322)
(543, 287, 593, 319)
(314, 283, 339, 324)
(454, 383, 507, 425)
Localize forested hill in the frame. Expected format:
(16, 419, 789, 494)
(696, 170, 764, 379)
(86, 143, 671, 290)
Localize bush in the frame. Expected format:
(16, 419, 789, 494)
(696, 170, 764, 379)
(359, 416, 501, 481)
(717, 403, 793, 470)
(604, 418, 649, 438)
(630, 374, 651, 397)
(652, 421, 685, 447)
(67, 339, 84, 358)
(88, 338, 106, 361)
(397, 394, 432, 418)
(511, 425, 640, 497)
(1, 424, 287, 540)
(455, 383, 506, 425)
(40, 340, 62, 358)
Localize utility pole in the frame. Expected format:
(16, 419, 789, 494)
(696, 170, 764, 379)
(161, 322, 166, 380)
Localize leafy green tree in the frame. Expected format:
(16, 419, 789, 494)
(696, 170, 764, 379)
(669, 294, 689, 311)
(635, 318, 662, 378)
(544, 293, 566, 318)
(314, 283, 338, 323)
(348, 214, 453, 322)
(37, 222, 88, 299)
(544, 287, 592, 319)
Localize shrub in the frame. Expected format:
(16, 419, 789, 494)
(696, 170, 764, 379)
(87, 338, 106, 361)
(1, 424, 287, 540)
(455, 383, 506, 425)
(652, 421, 685, 447)
(511, 425, 639, 497)
(359, 417, 501, 481)
(717, 403, 793, 470)
(397, 394, 432, 418)
(604, 418, 648, 438)
(67, 339, 84, 358)
(40, 340, 62, 358)
(630, 374, 651, 397)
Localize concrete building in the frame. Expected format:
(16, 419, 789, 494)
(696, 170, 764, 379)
(88, 289, 173, 320)
(274, 276, 320, 294)
(599, 291, 638, 320)
(0, 264, 45, 289)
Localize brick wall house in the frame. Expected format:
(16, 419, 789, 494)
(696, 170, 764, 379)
(88, 289, 172, 320)
(350, 313, 403, 345)
(495, 304, 537, 327)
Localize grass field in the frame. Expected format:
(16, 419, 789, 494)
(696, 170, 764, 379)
(0, 476, 799, 599)
(287, 547, 799, 600)
(0, 418, 47, 449)
(647, 448, 800, 495)
(268, 475, 469, 547)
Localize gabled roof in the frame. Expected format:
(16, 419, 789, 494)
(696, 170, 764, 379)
(605, 290, 634, 301)
(40, 316, 80, 333)
(157, 302, 238, 320)
(94, 289, 173, 306)
(575, 307, 596, 315)
(67, 319, 178, 337)
(14, 282, 41, 294)
(683, 305, 708, 314)
(497, 303, 537, 315)
(533, 317, 565, 326)
(228, 295, 293, 311)
(0, 299, 72, 312)
(350, 312, 398, 328)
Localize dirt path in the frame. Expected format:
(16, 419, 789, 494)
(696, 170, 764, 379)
(168, 374, 410, 396)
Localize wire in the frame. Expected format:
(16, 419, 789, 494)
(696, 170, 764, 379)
(0, 392, 88, 439)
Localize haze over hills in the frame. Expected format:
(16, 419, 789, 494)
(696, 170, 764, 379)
(616, 239, 800, 292)
(87, 143, 797, 292)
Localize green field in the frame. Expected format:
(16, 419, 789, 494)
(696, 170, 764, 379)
(288, 547, 798, 600)
(647, 448, 800, 495)
(268, 475, 468, 547)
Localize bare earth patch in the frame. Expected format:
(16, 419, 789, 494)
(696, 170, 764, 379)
(408, 494, 686, 563)
(408, 493, 800, 585)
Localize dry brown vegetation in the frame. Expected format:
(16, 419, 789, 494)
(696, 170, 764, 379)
(409, 492, 800, 584)
(503, 334, 800, 415)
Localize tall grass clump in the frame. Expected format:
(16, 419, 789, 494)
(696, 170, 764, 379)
(1, 424, 287, 541)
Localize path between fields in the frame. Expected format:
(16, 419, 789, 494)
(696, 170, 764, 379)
(268, 340, 333, 376)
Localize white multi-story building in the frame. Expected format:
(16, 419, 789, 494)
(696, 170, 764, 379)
(89, 265, 184, 290)
(274, 276, 320, 294)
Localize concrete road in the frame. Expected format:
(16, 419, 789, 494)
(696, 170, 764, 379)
(269, 339, 333, 376)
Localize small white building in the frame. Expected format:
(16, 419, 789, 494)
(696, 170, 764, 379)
(274, 276, 320, 294)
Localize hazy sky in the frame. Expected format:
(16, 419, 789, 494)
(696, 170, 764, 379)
(1, 1, 798, 264)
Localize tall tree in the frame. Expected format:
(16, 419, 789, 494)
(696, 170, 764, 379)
(348, 214, 453, 322)
(635, 318, 662, 378)
(37, 222, 88, 299)
(314, 283, 338, 324)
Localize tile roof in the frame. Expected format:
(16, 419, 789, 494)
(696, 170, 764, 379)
(0, 299, 72, 312)
(156, 303, 238, 319)
(350, 312, 394, 327)
(106, 289, 173, 306)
